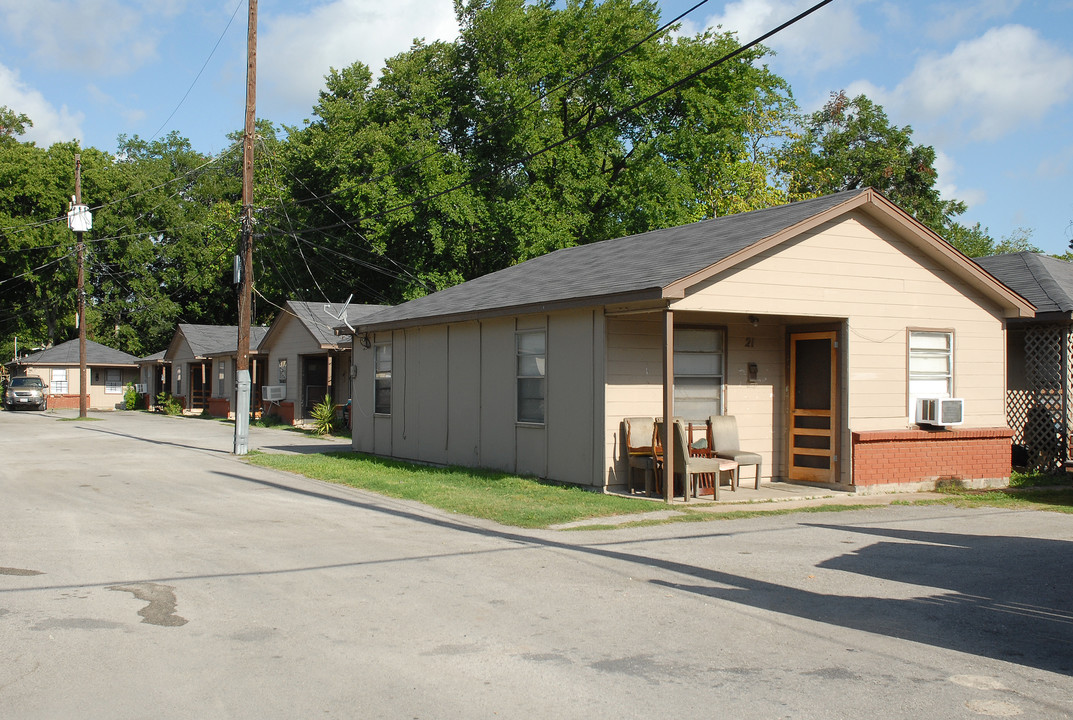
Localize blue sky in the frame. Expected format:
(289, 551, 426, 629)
(2, 0, 1071, 254)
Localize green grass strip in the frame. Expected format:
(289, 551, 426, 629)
(248, 451, 647, 528)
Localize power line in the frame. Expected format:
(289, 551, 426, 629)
(286, 0, 714, 211)
(146, 0, 246, 143)
(278, 0, 835, 238)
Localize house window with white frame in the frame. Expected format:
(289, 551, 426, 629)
(218, 362, 226, 397)
(278, 358, 287, 384)
(105, 369, 123, 394)
(50, 368, 68, 394)
(516, 330, 546, 424)
(674, 327, 725, 422)
(908, 330, 953, 406)
(374, 341, 392, 415)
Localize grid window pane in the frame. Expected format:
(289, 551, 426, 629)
(50, 369, 68, 394)
(909, 330, 953, 401)
(374, 342, 392, 414)
(673, 328, 724, 422)
(517, 331, 545, 423)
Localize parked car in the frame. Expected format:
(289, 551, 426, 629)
(5, 376, 46, 410)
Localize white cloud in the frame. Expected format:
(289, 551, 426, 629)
(934, 150, 987, 209)
(0, 0, 159, 75)
(259, 0, 458, 117)
(701, 0, 875, 72)
(924, 0, 1022, 41)
(0, 63, 83, 145)
(1036, 144, 1073, 180)
(877, 25, 1073, 143)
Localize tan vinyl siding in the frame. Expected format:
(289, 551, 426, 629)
(413, 326, 449, 466)
(263, 313, 312, 403)
(446, 322, 481, 467)
(479, 318, 516, 472)
(676, 213, 1007, 431)
(604, 313, 785, 488)
(349, 311, 602, 485)
(546, 310, 597, 485)
(604, 315, 664, 488)
(351, 334, 375, 452)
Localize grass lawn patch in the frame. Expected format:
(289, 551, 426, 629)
(247, 451, 646, 528)
(911, 472, 1073, 513)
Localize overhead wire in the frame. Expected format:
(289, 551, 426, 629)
(145, 0, 246, 144)
(285, 0, 714, 210)
(277, 0, 836, 237)
(256, 136, 428, 298)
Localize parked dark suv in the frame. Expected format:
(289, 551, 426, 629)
(5, 376, 46, 410)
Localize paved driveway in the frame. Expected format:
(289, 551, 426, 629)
(1, 409, 1071, 719)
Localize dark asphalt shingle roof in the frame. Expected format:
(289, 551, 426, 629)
(14, 338, 139, 366)
(973, 252, 1073, 315)
(356, 189, 868, 330)
(282, 301, 387, 346)
(137, 350, 168, 364)
(178, 324, 268, 357)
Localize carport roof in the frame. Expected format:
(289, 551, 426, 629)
(974, 252, 1073, 319)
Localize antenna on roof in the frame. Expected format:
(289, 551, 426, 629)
(327, 294, 355, 333)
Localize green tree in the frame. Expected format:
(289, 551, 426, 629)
(945, 223, 1040, 258)
(778, 91, 975, 237)
(0, 135, 115, 349)
(281, 0, 793, 302)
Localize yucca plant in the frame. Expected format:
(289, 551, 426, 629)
(310, 394, 337, 436)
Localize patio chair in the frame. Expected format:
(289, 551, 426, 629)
(624, 417, 657, 495)
(658, 420, 737, 500)
(708, 415, 762, 489)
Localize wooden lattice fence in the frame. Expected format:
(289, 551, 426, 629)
(1006, 324, 1071, 472)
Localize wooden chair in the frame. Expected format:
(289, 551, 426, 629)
(624, 417, 657, 495)
(708, 415, 762, 489)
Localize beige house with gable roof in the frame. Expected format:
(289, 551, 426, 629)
(343, 189, 1033, 498)
(258, 300, 386, 424)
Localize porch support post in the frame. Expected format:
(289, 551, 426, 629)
(662, 308, 675, 503)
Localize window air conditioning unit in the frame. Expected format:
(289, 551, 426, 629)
(916, 397, 964, 427)
(133, 384, 147, 394)
(262, 385, 286, 401)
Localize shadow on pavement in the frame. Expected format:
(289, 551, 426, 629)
(218, 470, 1073, 677)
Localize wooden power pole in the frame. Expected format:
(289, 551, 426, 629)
(234, 0, 257, 454)
(74, 155, 87, 419)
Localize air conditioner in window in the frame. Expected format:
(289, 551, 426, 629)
(916, 397, 964, 427)
(133, 384, 147, 394)
(262, 385, 286, 401)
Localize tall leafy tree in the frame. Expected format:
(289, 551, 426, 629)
(85, 132, 243, 355)
(777, 91, 977, 240)
(281, 0, 793, 302)
(0, 132, 114, 350)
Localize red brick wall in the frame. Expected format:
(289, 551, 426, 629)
(851, 427, 1012, 486)
(46, 394, 80, 410)
(263, 400, 295, 425)
(207, 397, 231, 418)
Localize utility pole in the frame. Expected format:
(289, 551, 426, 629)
(71, 155, 89, 419)
(234, 0, 257, 455)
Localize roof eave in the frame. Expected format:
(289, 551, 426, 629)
(354, 288, 667, 333)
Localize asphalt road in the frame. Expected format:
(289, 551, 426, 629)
(2, 409, 1072, 719)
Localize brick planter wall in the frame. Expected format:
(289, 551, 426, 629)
(46, 394, 80, 410)
(263, 400, 295, 425)
(207, 397, 231, 418)
(852, 427, 1013, 489)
